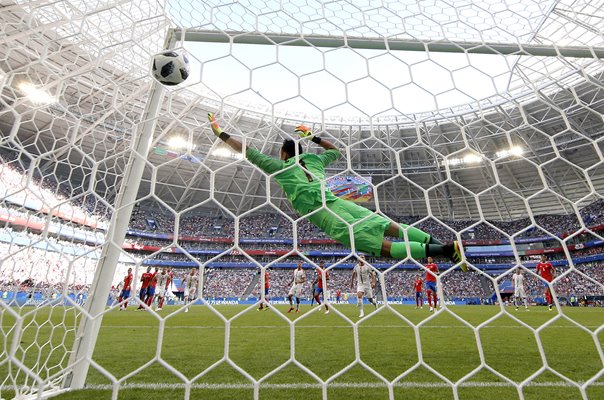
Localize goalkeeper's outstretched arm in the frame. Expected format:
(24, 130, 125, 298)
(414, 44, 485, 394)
(208, 113, 243, 153)
(208, 113, 340, 154)
(294, 124, 338, 151)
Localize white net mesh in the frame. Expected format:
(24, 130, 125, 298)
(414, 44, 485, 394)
(1, 0, 604, 399)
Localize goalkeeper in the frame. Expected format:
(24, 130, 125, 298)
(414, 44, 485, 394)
(208, 113, 465, 267)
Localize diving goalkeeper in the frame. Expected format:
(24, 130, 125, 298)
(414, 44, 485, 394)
(208, 113, 465, 267)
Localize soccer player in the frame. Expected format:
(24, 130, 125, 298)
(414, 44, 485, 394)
(208, 114, 465, 266)
(154, 268, 170, 311)
(137, 266, 154, 310)
(536, 255, 556, 310)
(335, 289, 342, 304)
(512, 267, 529, 311)
(183, 269, 198, 312)
(424, 257, 439, 312)
(351, 255, 377, 318)
(118, 268, 133, 310)
(313, 260, 330, 314)
(144, 267, 159, 308)
(414, 274, 423, 309)
(258, 268, 270, 310)
(287, 261, 306, 313)
(310, 280, 318, 306)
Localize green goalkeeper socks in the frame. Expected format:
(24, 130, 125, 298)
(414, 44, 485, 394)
(397, 225, 432, 244)
(389, 242, 447, 259)
(390, 242, 426, 259)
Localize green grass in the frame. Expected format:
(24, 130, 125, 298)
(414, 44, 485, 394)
(0, 304, 602, 399)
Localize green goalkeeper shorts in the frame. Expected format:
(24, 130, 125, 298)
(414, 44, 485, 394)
(306, 198, 390, 257)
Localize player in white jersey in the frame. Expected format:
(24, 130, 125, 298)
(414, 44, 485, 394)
(154, 268, 170, 311)
(351, 255, 377, 318)
(183, 269, 198, 313)
(287, 261, 306, 314)
(512, 268, 529, 311)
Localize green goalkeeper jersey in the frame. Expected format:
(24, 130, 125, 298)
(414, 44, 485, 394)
(246, 148, 342, 214)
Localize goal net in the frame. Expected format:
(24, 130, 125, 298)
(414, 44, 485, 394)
(1, 0, 603, 399)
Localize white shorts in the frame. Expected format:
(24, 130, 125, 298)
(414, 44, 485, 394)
(189, 287, 197, 298)
(288, 283, 303, 298)
(514, 288, 526, 298)
(157, 289, 167, 298)
(357, 284, 373, 298)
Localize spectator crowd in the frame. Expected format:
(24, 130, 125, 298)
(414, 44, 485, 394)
(1, 155, 603, 303)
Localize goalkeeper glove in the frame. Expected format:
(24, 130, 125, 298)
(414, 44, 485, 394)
(295, 124, 321, 144)
(208, 113, 230, 142)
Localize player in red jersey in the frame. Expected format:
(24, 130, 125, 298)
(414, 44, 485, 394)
(258, 269, 270, 311)
(536, 255, 556, 310)
(335, 289, 341, 304)
(137, 266, 154, 310)
(414, 274, 424, 309)
(424, 257, 439, 312)
(144, 267, 159, 307)
(313, 261, 330, 314)
(118, 268, 133, 310)
(167, 268, 174, 287)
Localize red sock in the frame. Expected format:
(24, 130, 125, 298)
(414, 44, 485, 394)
(124, 300, 128, 309)
(145, 295, 153, 307)
(433, 295, 438, 307)
(314, 295, 321, 305)
(159, 298, 165, 308)
(427, 293, 432, 307)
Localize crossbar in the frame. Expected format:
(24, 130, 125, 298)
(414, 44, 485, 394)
(175, 29, 604, 59)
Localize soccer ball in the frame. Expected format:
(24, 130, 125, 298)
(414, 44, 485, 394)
(151, 50, 190, 86)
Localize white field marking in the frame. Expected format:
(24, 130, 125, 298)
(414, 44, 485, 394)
(3, 381, 603, 393)
(57, 381, 604, 390)
(93, 325, 603, 329)
(3, 324, 600, 330)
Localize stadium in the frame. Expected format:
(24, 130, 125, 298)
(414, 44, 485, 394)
(1, 0, 603, 399)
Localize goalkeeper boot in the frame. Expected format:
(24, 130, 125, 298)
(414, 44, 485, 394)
(444, 241, 467, 271)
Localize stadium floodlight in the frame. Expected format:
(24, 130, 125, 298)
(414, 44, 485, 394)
(18, 82, 57, 105)
(496, 146, 524, 158)
(444, 154, 483, 166)
(463, 154, 483, 164)
(212, 147, 243, 159)
(443, 158, 462, 166)
(167, 136, 191, 149)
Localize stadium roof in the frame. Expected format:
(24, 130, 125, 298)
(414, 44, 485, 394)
(0, 0, 603, 221)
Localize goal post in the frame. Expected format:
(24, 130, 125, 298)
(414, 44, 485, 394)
(62, 29, 178, 392)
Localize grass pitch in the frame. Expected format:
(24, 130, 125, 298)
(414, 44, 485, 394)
(1, 304, 603, 399)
